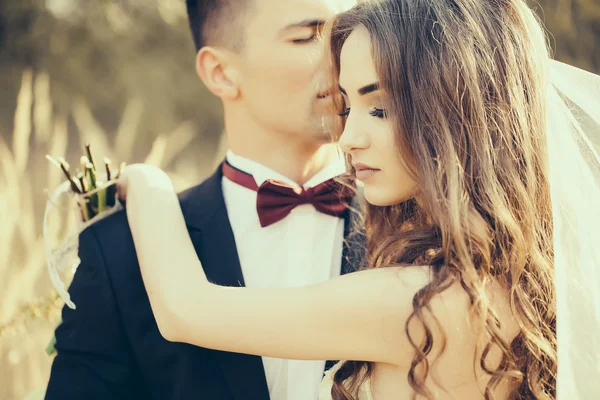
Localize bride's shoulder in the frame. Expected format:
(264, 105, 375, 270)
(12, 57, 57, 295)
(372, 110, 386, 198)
(385, 265, 471, 308)
(388, 264, 432, 284)
(383, 265, 517, 338)
(364, 265, 476, 326)
(358, 264, 436, 295)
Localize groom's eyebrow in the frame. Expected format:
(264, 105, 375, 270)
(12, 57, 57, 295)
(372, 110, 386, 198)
(338, 83, 380, 96)
(283, 19, 326, 30)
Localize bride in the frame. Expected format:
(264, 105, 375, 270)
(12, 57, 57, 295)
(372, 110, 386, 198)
(118, 0, 600, 398)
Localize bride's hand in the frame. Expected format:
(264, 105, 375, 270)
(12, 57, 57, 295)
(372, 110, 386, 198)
(117, 164, 174, 202)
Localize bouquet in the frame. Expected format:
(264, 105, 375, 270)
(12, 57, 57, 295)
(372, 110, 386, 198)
(44, 144, 125, 355)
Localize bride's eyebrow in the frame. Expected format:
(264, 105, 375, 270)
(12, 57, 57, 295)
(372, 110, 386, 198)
(338, 83, 380, 96)
(358, 83, 379, 95)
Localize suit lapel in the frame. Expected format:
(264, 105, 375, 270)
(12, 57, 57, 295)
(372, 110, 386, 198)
(340, 211, 355, 276)
(341, 196, 367, 276)
(182, 166, 270, 400)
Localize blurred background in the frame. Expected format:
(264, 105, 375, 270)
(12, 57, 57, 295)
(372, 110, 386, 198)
(0, 0, 598, 399)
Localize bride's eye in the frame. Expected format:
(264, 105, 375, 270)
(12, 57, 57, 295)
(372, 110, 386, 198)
(338, 108, 351, 118)
(369, 108, 388, 118)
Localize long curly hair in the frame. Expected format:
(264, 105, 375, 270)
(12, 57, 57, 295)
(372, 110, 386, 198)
(327, 0, 557, 398)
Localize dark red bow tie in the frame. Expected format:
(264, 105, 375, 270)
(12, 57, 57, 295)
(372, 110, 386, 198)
(222, 161, 353, 227)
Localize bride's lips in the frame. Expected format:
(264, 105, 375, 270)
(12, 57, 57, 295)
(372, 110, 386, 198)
(353, 163, 381, 181)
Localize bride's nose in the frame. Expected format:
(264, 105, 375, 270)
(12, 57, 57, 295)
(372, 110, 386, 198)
(339, 120, 370, 154)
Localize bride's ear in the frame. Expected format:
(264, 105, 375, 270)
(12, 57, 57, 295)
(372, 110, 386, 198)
(195, 47, 241, 101)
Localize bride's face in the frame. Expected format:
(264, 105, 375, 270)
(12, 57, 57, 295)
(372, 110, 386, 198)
(338, 27, 417, 206)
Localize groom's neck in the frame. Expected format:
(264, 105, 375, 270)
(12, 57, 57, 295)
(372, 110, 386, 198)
(231, 143, 339, 185)
(224, 115, 339, 186)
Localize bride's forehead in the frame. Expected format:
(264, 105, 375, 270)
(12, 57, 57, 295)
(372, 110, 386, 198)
(339, 28, 378, 90)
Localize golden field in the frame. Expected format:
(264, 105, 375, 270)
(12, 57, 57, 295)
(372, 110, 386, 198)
(0, 0, 598, 399)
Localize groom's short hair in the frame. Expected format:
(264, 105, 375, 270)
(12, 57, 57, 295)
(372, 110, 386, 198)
(186, 0, 252, 51)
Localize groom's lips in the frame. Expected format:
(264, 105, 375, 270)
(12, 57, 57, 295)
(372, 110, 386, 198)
(317, 89, 333, 99)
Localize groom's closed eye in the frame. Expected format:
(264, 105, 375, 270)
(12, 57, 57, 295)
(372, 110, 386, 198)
(282, 18, 325, 44)
(292, 33, 317, 44)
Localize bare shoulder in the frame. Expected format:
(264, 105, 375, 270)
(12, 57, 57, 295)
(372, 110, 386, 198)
(388, 265, 516, 327)
(374, 265, 519, 367)
(330, 265, 433, 306)
(363, 266, 521, 393)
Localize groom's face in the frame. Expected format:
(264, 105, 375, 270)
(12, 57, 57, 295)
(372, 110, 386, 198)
(234, 0, 356, 143)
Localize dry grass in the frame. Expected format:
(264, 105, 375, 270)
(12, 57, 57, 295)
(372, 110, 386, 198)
(0, 69, 225, 400)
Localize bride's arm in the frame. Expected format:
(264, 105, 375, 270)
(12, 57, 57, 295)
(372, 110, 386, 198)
(125, 166, 449, 366)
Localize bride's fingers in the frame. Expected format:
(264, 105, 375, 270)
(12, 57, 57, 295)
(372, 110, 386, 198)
(116, 176, 128, 202)
(116, 164, 173, 203)
(116, 164, 142, 202)
(116, 164, 138, 202)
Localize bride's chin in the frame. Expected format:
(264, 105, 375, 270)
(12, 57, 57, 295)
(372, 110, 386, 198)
(364, 186, 416, 207)
(364, 187, 398, 207)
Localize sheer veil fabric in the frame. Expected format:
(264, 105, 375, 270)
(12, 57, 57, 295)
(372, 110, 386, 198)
(546, 59, 600, 398)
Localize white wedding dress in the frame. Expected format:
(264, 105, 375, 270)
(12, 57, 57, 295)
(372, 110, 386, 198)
(318, 362, 374, 400)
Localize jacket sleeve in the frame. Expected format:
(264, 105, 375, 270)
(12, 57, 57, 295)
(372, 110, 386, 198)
(45, 226, 140, 399)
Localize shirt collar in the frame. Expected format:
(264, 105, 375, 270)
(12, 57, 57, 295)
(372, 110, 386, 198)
(225, 150, 347, 189)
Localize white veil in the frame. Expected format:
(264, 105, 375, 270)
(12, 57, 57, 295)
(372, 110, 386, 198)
(546, 59, 600, 398)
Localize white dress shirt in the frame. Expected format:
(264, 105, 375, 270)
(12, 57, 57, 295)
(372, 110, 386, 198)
(222, 150, 347, 400)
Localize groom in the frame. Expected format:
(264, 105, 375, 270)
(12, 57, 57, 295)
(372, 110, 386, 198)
(45, 0, 360, 399)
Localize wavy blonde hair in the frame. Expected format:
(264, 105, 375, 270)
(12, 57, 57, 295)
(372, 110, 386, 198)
(327, 0, 556, 398)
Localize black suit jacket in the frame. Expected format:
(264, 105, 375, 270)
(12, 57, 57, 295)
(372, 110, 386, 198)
(45, 165, 364, 400)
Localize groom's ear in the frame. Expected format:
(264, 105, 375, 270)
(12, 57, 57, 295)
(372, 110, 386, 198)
(195, 47, 241, 101)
